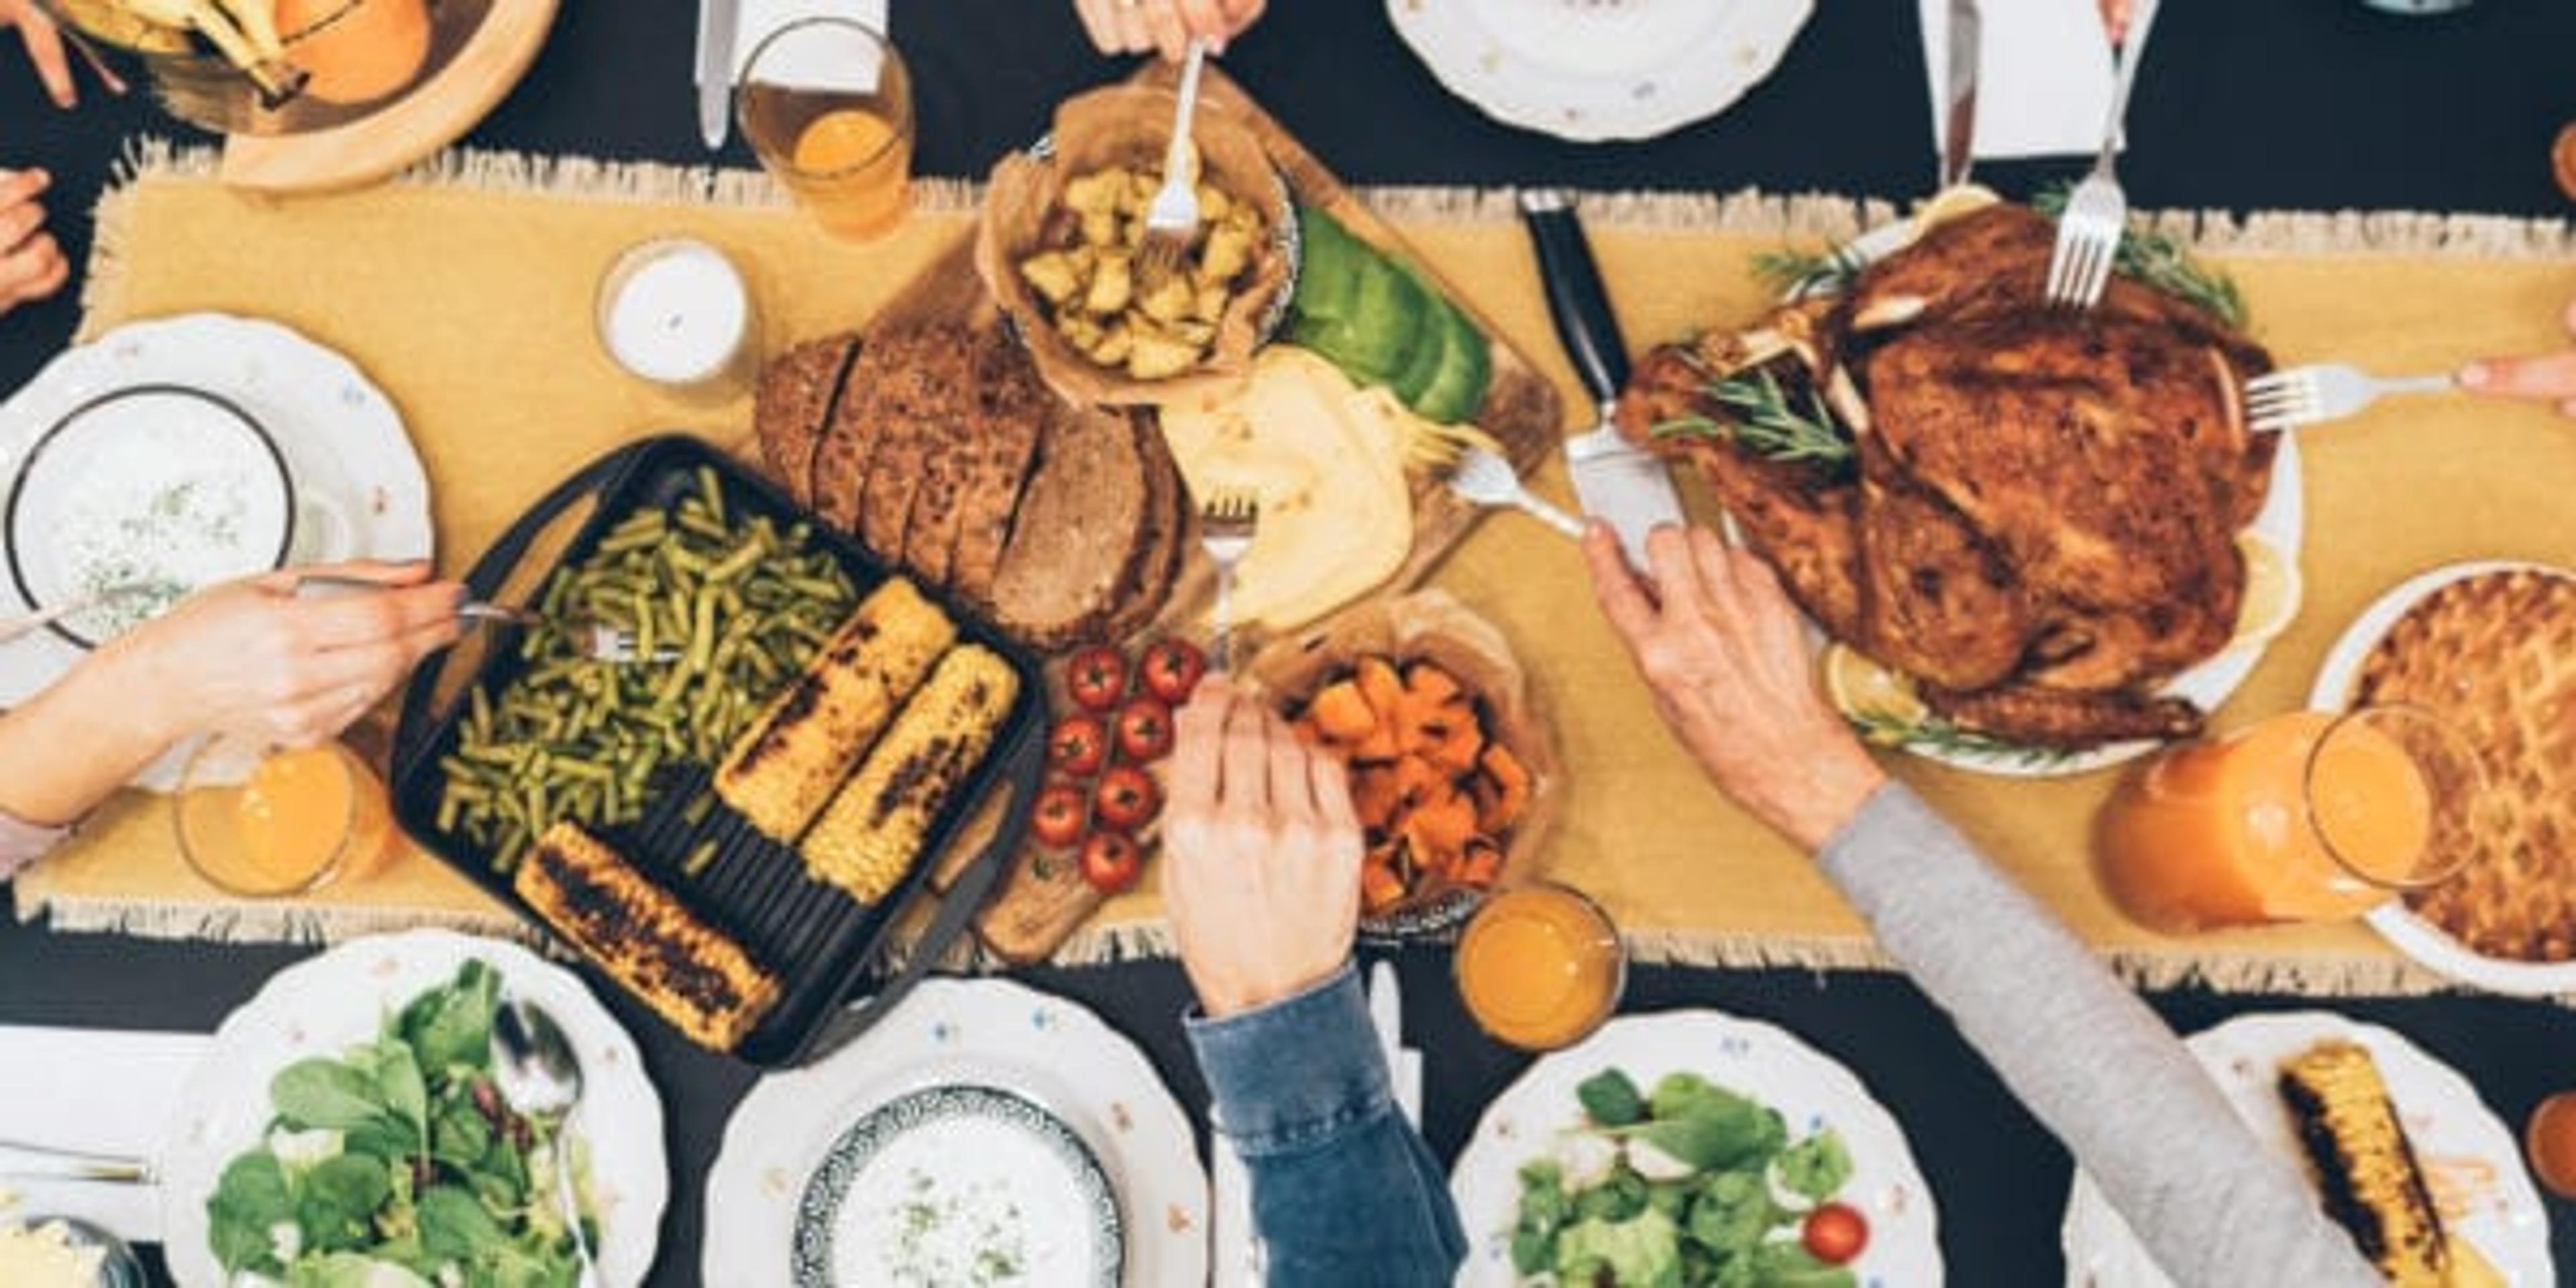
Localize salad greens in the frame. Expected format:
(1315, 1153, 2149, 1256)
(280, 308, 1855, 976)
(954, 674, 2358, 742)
(206, 962, 594, 1288)
(1509, 1068, 1859, 1288)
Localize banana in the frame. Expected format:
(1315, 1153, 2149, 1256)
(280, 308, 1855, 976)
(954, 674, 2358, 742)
(110, 0, 305, 103)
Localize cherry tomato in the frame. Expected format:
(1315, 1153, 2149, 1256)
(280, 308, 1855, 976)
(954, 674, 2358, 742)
(1048, 714, 1111, 777)
(1093, 765, 1162, 832)
(1079, 830, 1144, 894)
(1801, 1202, 1869, 1266)
(1065, 645, 1130, 712)
(1138, 638, 1208, 706)
(1030, 783, 1090, 850)
(1114, 696, 1176, 763)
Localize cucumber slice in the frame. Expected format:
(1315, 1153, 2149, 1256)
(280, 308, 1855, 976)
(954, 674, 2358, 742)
(1412, 303, 1493, 425)
(1290, 205, 1368, 325)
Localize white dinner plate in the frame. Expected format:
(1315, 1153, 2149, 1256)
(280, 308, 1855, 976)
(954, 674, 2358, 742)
(1760, 204, 2303, 780)
(2061, 1011, 2553, 1287)
(0, 313, 434, 790)
(1450, 1009, 1943, 1286)
(158, 928, 669, 1288)
(704, 977, 1208, 1288)
(1388, 0, 1815, 142)
(2308, 559, 2576, 997)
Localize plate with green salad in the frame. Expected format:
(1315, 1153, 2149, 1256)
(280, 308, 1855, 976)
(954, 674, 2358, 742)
(1450, 1010, 1940, 1287)
(158, 929, 667, 1288)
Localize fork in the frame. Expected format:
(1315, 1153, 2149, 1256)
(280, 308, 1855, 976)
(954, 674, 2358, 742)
(2045, 0, 2161, 309)
(1199, 487, 1259, 672)
(2245, 364, 2459, 433)
(1136, 36, 1212, 284)
(298, 575, 680, 665)
(1447, 446, 1585, 539)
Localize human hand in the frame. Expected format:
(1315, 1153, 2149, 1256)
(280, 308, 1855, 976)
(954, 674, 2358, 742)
(1075, 0, 1265, 60)
(0, 169, 66, 317)
(1161, 674, 1365, 1018)
(2458, 299, 2576, 417)
(99, 560, 464, 749)
(1582, 522, 1886, 853)
(1, 0, 74, 107)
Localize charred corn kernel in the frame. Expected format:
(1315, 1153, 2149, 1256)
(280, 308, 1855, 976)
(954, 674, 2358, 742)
(802, 645, 1018, 904)
(714, 578, 957, 843)
(2277, 1040, 2452, 1287)
(513, 821, 780, 1052)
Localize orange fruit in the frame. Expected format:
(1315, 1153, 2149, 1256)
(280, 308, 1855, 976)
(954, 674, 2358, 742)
(2525, 1091, 2576, 1199)
(793, 109, 898, 174)
(2555, 123, 2576, 206)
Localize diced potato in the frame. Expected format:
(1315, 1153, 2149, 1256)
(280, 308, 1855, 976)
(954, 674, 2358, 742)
(1085, 251, 1134, 315)
(1079, 210, 1120, 250)
(1195, 184, 1232, 221)
(1093, 321, 1134, 366)
(1171, 319, 1217, 349)
(1124, 169, 1157, 211)
(1128, 330, 1203, 381)
(1194, 283, 1229, 323)
(1058, 312, 1105, 352)
(1019, 250, 1081, 306)
(1139, 274, 1195, 324)
(1199, 225, 1254, 284)
(1064, 170, 1124, 215)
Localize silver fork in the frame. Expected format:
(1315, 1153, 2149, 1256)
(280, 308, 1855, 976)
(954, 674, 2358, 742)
(2045, 0, 2161, 309)
(2245, 364, 2459, 433)
(1448, 446, 1585, 539)
(1199, 488, 1259, 672)
(1136, 36, 1212, 284)
(299, 575, 680, 665)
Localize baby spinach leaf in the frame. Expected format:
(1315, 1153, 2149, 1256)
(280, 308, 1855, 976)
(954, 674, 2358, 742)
(418, 1183, 507, 1262)
(273, 1059, 391, 1132)
(400, 963, 498, 1074)
(296, 1153, 393, 1254)
(374, 1037, 431, 1138)
(1614, 1104, 1784, 1175)
(1577, 1068, 1648, 1127)
(1774, 1128, 1852, 1203)
(211, 1150, 294, 1226)
(431, 1092, 495, 1170)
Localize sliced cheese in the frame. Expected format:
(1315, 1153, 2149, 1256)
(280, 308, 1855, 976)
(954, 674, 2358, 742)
(1159, 347, 1415, 631)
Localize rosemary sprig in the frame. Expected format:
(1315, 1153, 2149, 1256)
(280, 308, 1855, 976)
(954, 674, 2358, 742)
(1752, 244, 1866, 299)
(2031, 182, 2247, 328)
(1843, 709, 2077, 769)
(1649, 368, 1855, 472)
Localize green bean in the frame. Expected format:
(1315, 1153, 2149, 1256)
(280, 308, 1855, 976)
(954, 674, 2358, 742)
(682, 839, 720, 878)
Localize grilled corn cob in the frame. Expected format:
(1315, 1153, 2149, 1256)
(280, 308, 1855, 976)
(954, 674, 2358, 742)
(515, 821, 781, 1051)
(2278, 1040, 2451, 1287)
(802, 644, 1019, 902)
(715, 577, 956, 843)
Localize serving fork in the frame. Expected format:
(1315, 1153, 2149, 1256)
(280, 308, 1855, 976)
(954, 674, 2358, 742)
(297, 574, 680, 665)
(2045, 0, 2161, 309)
(1199, 488, 1259, 672)
(1137, 37, 1212, 284)
(2245, 364, 2459, 433)
(1448, 446, 1585, 540)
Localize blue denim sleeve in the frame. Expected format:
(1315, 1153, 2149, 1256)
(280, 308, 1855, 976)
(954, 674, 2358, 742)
(1187, 963, 1467, 1287)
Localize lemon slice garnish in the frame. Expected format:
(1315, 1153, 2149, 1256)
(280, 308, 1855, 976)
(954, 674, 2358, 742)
(2229, 531, 2302, 649)
(1912, 184, 2002, 235)
(1822, 643, 1930, 729)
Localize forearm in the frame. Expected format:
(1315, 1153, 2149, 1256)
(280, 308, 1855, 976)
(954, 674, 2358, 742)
(1187, 964, 1465, 1287)
(0, 647, 176, 827)
(1816, 783, 2380, 1288)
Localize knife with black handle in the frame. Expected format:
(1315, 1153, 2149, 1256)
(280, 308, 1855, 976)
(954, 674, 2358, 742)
(1517, 189, 1680, 570)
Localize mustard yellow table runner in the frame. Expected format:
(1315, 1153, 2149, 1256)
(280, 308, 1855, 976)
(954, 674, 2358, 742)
(25, 144, 2576, 995)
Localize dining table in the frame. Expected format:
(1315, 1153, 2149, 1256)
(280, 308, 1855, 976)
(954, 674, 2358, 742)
(3, 0, 2575, 1283)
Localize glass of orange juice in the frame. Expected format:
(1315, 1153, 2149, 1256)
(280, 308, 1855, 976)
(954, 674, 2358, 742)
(276, 0, 435, 105)
(737, 19, 916, 241)
(1454, 883, 1627, 1052)
(2094, 705, 2484, 935)
(176, 735, 397, 897)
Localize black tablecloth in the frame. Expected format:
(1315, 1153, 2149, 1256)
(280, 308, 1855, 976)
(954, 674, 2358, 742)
(3, 1, 2573, 1283)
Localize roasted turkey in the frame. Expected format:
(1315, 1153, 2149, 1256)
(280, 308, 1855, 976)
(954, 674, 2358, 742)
(1615, 205, 2277, 749)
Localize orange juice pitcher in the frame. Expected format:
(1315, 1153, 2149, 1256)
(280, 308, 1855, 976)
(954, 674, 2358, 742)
(2094, 706, 2482, 935)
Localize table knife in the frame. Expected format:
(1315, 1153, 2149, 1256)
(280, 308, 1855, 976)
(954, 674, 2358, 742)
(1517, 189, 1683, 572)
(695, 0, 741, 151)
(1941, 0, 1981, 188)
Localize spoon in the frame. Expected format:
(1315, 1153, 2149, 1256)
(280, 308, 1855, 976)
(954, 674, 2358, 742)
(0, 582, 162, 647)
(489, 1000, 600, 1287)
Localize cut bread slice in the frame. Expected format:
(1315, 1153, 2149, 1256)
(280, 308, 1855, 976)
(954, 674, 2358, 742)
(855, 323, 979, 562)
(1098, 412, 1187, 643)
(986, 405, 1157, 650)
(947, 331, 1054, 603)
(753, 334, 858, 506)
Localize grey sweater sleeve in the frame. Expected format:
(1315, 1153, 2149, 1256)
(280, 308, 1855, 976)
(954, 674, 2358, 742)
(1817, 783, 2379, 1288)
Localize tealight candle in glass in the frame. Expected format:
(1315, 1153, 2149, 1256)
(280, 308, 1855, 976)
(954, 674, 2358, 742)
(594, 237, 759, 400)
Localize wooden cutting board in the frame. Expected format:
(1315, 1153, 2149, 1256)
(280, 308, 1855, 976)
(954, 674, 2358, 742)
(958, 66, 1567, 964)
